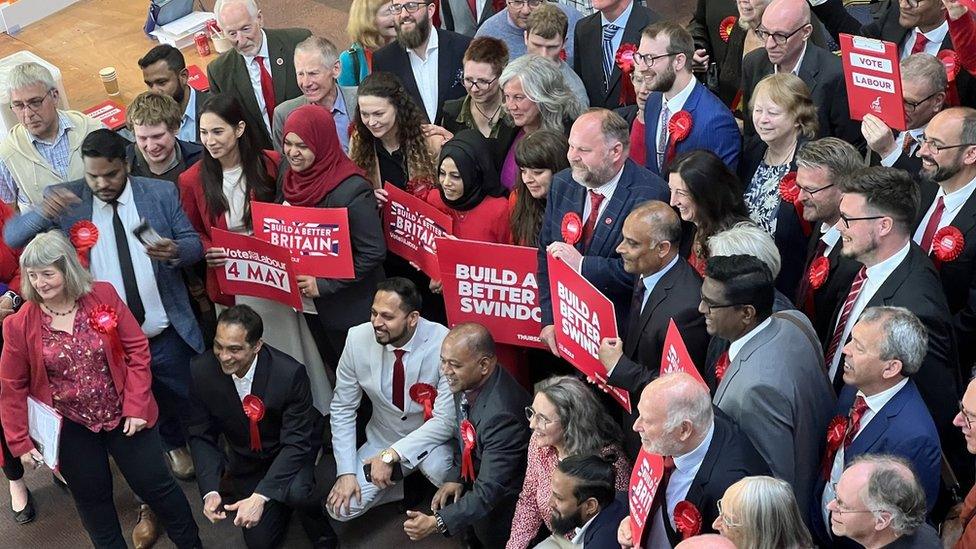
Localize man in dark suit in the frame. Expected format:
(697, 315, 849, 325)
(186, 305, 335, 549)
(373, 0, 471, 124)
(545, 455, 628, 549)
(598, 200, 708, 457)
(138, 44, 210, 143)
(812, 307, 941, 546)
(402, 323, 531, 546)
(794, 138, 863, 341)
(911, 107, 976, 374)
(573, 0, 656, 109)
(440, 0, 498, 36)
(537, 109, 669, 352)
(207, 0, 310, 150)
(638, 22, 741, 177)
(864, 54, 947, 175)
(740, 0, 861, 149)
(616, 372, 771, 548)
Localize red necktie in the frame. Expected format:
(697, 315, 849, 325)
(844, 396, 869, 448)
(910, 32, 929, 55)
(392, 349, 406, 410)
(901, 132, 916, 157)
(255, 56, 276, 126)
(467, 0, 477, 18)
(919, 196, 946, 253)
(825, 266, 868, 369)
(582, 190, 605, 250)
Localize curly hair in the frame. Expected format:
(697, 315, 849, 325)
(750, 73, 819, 139)
(349, 72, 436, 186)
(536, 376, 623, 456)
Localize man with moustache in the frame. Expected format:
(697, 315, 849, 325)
(272, 36, 358, 155)
(326, 278, 455, 521)
(537, 109, 668, 353)
(540, 454, 628, 549)
(138, 44, 210, 143)
(373, 0, 471, 123)
(402, 323, 530, 546)
(124, 92, 203, 183)
(475, 0, 583, 62)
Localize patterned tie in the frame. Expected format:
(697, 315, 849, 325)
(460, 392, 470, 421)
(582, 190, 605, 250)
(796, 239, 828, 317)
(392, 349, 406, 410)
(901, 132, 916, 157)
(910, 31, 929, 55)
(919, 196, 946, 253)
(255, 56, 277, 126)
(657, 103, 671, 170)
(844, 396, 869, 448)
(602, 24, 620, 91)
(825, 266, 868, 371)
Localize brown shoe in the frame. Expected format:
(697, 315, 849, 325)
(132, 504, 161, 549)
(165, 447, 195, 481)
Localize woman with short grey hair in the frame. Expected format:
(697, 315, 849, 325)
(713, 476, 814, 549)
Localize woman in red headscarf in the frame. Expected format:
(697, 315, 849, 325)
(279, 104, 386, 369)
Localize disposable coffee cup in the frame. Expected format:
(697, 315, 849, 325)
(99, 67, 120, 96)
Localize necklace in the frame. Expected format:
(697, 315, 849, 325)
(764, 138, 798, 166)
(42, 302, 77, 317)
(472, 100, 501, 125)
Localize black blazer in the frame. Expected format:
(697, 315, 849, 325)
(740, 44, 864, 151)
(795, 222, 862, 343)
(584, 492, 629, 549)
(439, 366, 532, 546)
(573, 4, 657, 109)
(868, 143, 923, 175)
(186, 345, 320, 503)
(440, 97, 519, 171)
(372, 29, 472, 124)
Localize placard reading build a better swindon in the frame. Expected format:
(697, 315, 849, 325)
(213, 228, 302, 310)
(840, 33, 906, 131)
(251, 202, 354, 278)
(436, 238, 544, 349)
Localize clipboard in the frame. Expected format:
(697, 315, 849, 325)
(27, 396, 62, 469)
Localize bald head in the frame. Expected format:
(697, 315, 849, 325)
(630, 200, 681, 241)
(440, 323, 497, 393)
(634, 373, 713, 455)
(619, 200, 682, 276)
(759, 0, 812, 70)
(676, 534, 736, 549)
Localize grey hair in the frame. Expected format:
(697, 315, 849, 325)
(725, 476, 814, 549)
(499, 54, 583, 132)
(795, 137, 864, 180)
(214, 0, 259, 25)
(707, 222, 781, 278)
(901, 54, 948, 97)
(857, 307, 928, 376)
(8, 62, 56, 96)
(583, 107, 631, 153)
(19, 230, 93, 303)
(295, 36, 340, 68)
(854, 454, 927, 536)
(658, 373, 712, 433)
(537, 376, 622, 456)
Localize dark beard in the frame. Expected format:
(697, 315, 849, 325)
(919, 156, 961, 184)
(649, 65, 676, 93)
(397, 15, 430, 50)
(550, 509, 584, 536)
(172, 84, 185, 105)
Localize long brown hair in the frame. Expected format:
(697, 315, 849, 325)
(510, 130, 569, 246)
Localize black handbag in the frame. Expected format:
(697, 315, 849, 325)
(143, 0, 195, 35)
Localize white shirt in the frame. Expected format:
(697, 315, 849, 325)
(913, 175, 976, 247)
(640, 254, 680, 311)
(89, 181, 170, 338)
(827, 242, 911, 379)
(222, 165, 248, 232)
(581, 166, 623, 223)
(232, 355, 260, 402)
(243, 31, 273, 134)
(881, 127, 926, 167)
(774, 42, 808, 75)
(901, 22, 948, 60)
(647, 423, 715, 549)
(821, 378, 910, 525)
(572, 513, 598, 545)
(407, 28, 440, 123)
(654, 76, 697, 158)
(728, 317, 773, 362)
(820, 223, 842, 258)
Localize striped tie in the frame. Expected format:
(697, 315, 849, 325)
(825, 266, 867, 371)
(602, 24, 620, 91)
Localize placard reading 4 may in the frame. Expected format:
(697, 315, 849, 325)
(212, 228, 302, 310)
(251, 201, 354, 278)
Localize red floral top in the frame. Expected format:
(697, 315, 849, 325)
(506, 432, 631, 549)
(41, 301, 122, 432)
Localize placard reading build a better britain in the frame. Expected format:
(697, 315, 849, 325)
(840, 33, 906, 131)
(213, 228, 302, 310)
(382, 184, 453, 278)
(251, 201, 354, 278)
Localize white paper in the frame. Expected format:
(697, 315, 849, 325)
(159, 11, 213, 36)
(27, 396, 61, 469)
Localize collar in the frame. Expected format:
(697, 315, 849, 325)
(665, 76, 696, 109)
(384, 324, 423, 356)
(865, 241, 911, 282)
(93, 178, 133, 210)
(183, 87, 197, 122)
(136, 142, 182, 175)
(935, 174, 976, 217)
(673, 422, 715, 471)
(729, 316, 774, 361)
(588, 164, 624, 197)
(821, 223, 841, 248)
(233, 354, 259, 385)
(244, 31, 271, 63)
(907, 125, 926, 138)
(32, 112, 73, 146)
(601, 0, 634, 28)
(916, 21, 948, 46)
(774, 41, 808, 75)
(408, 27, 439, 60)
(571, 512, 601, 544)
(333, 86, 348, 115)
(857, 377, 909, 414)
(642, 254, 679, 293)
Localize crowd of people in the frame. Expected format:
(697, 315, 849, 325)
(2, 0, 976, 546)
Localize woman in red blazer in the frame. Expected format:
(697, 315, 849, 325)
(0, 231, 200, 548)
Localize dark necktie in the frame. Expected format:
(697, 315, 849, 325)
(910, 32, 928, 55)
(392, 349, 406, 410)
(796, 239, 828, 316)
(460, 392, 470, 422)
(111, 201, 145, 325)
(643, 456, 676, 548)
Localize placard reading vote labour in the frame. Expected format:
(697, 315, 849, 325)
(212, 228, 302, 310)
(840, 33, 907, 131)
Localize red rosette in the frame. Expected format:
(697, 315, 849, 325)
(719, 16, 737, 42)
(932, 225, 964, 263)
(714, 351, 730, 382)
(673, 500, 702, 539)
(88, 304, 127, 364)
(559, 48, 567, 62)
(460, 419, 477, 482)
(821, 414, 847, 477)
(808, 256, 829, 290)
(939, 49, 960, 82)
(242, 394, 266, 452)
(70, 220, 99, 268)
(561, 212, 583, 244)
(665, 111, 693, 165)
(778, 171, 800, 204)
(615, 43, 638, 74)
(409, 382, 437, 421)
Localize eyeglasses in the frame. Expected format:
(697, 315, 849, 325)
(904, 91, 941, 113)
(917, 135, 976, 154)
(463, 75, 498, 90)
(389, 1, 431, 13)
(829, 484, 883, 514)
(798, 182, 835, 195)
(960, 401, 976, 429)
(10, 89, 53, 113)
(716, 500, 741, 528)
(525, 406, 558, 429)
(507, 0, 544, 7)
(633, 51, 676, 66)
(700, 298, 746, 314)
(754, 25, 808, 46)
(839, 213, 885, 229)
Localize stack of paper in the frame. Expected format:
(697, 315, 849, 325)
(149, 11, 214, 49)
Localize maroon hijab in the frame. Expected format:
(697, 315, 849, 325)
(281, 104, 364, 207)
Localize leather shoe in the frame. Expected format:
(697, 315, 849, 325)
(165, 447, 195, 480)
(132, 504, 161, 549)
(11, 490, 35, 525)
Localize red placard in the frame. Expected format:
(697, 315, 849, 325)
(212, 228, 302, 310)
(250, 201, 354, 278)
(840, 33, 907, 131)
(660, 319, 707, 386)
(382, 183, 453, 278)
(437, 238, 544, 349)
(83, 100, 127, 131)
(629, 449, 665, 547)
(547, 254, 631, 412)
(187, 64, 211, 92)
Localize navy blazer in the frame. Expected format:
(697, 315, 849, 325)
(644, 79, 741, 177)
(4, 176, 204, 353)
(584, 492, 629, 549)
(537, 161, 669, 328)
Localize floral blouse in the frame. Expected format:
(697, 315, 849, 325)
(744, 161, 790, 235)
(41, 301, 122, 432)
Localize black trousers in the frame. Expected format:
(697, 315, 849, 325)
(57, 419, 200, 549)
(0, 417, 23, 481)
(148, 326, 197, 450)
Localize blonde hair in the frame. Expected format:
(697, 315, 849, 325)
(347, 0, 390, 51)
(721, 476, 814, 549)
(751, 73, 819, 139)
(127, 91, 182, 132)
(19, 230, 93, 304)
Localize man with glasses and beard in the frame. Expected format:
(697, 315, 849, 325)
(373, 0, 471, 123)
(537, 454, 627, 549)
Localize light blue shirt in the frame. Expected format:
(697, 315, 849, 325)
(639, 254, 679, 311)
(177, 87, 198, 143)
(475, 1, 583, 63)
(333, 89, 351, 154)
(600, 0, 635, 64)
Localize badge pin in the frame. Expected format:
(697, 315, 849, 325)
(276, 57, 284, 66)
(604, 217, 612, 225)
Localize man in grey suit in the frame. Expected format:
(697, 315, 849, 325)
(702, 254, 835, 523)
(326, 278, 454, 521)
(272, 36, 358, 154)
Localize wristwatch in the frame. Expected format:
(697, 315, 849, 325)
(434, 512, 449, 535)
(2, 290, 21, 310)
(380, 448, 397, 464)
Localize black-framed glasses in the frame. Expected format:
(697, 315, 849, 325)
(798, 182, 835, 195)
(10, 89, 52, 113)
(525, 406, 558, 428)
(633, 51, 676, 66)
(839, 213, 885, 229)
(463, 75, 498, 90)
(700, 298, 747, 314)
(716, 499, 741, 528)
(507, 0, 544, 7)
(754, 25, 809, 46)
(904, 90, 940, 113)
(917, 136, 976, 154)
(960, 401, 976, 429)
(389, 1, 431, 13)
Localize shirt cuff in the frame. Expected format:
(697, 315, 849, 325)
(253, 492, 270, 502)
(879, 145, 901, 167)
(808, 0, 829, 6)
(203, 491, 220, 502)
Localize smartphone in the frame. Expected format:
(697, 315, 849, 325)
(133, 219, 164, 246)
(363, 462, 404, 483)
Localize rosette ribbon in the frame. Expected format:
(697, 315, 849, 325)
(615, 43, 638, 105)
(410, 382, 437, 421)
(460, 419, 477, 483)
(561, 212, 583, 245)
(673, 500, 702, 539)
(932, 226, 964, 269)
(778, 171, 811, 236)
(242, 394, 266, 452)
(714, 352, 730, 382)
(719, 16, 737, 42)
(665, 111, 692, 166)
(70, 220, 99, 268)
(821, 415, 847, 478)
(88, 304, 127, 365)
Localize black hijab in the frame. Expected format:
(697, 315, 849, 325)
(437, 129, 506, 212)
